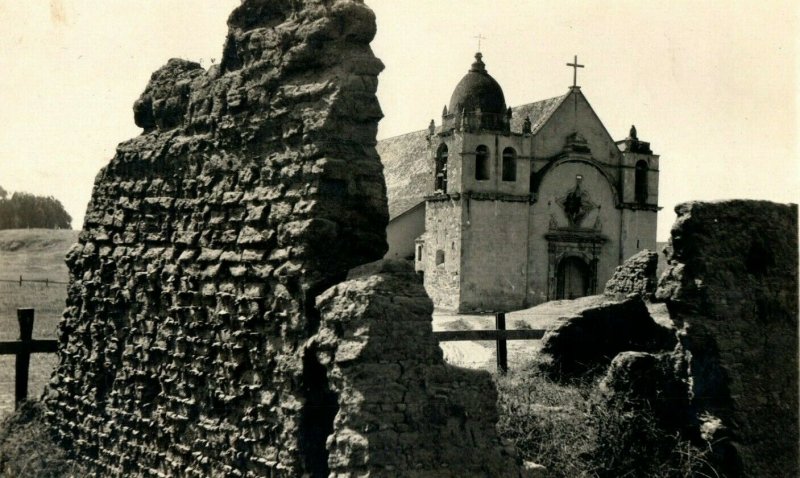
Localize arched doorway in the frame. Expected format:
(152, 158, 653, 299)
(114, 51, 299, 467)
(556, 256, 590, 300)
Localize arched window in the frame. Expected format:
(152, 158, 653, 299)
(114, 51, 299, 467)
(475, 145, 490, 180)
(635, 160, 648, 203)
(435, 144, 448, 193)
(502, 147, 517, 181)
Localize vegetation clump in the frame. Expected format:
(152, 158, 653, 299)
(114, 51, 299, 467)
(497, 361, 721, 477)
(0, 400, 79, 477)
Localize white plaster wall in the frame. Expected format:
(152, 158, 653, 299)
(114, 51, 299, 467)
(385, 206, 425, 260)
(620, 152, 660, 204)
(460, 198, 529, 312)
(620, 209, 658, 262)
(459, 133, 530, 196)
(531, 91, 620, 169)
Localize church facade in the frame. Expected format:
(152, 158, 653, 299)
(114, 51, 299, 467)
(379, 53, 660, 312)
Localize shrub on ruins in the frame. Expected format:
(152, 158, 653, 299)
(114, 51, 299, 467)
(497, 361, 720, 478)
(0, 189, 72, 230)
(0, 400, 79, 477)
(496, 360, 595, 477)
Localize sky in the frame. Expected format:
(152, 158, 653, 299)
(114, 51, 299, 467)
(0, 1, 797, 241)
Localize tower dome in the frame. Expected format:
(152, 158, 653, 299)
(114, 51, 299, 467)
(448, 53, 507, 116)
(445, 53, 508, 132)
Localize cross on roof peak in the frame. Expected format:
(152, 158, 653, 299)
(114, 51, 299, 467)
(474, 34, 487, 52)
(566, 55, 585, 89)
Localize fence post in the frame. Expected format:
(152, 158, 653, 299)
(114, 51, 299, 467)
(495, 312, 507, 375)
(15, 308, 34, 409)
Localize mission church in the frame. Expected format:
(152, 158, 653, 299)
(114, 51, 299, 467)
(379, 52, 660, 312)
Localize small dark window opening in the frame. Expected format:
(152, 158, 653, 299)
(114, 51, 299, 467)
(475, 145, 490, 180)
(502, 147, 517, 181)
(635, 160, 648, 204)
(416, 244, 423, 262)
(435, 250, 445, 265)
(435, 144, 448, 193)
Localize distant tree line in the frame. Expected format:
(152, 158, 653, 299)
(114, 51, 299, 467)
(0, 185, 72, 229)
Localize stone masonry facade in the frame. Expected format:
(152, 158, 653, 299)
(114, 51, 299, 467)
(44, 1, 527, 476)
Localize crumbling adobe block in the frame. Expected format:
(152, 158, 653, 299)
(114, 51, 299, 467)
(655, 200, 798, 477)
(604, 249, 658, 300)
(538, 297, 676, 380)
(312, 260, 527, 476)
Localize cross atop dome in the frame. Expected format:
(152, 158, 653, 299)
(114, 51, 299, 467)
(473, 34, 487, 52)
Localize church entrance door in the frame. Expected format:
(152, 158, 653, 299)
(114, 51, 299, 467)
(556, 256, 589, 300)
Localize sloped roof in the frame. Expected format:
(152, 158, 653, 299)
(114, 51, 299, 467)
(379, 93, 569, 220)
(510, 93, 569, 134)
(377, 129, 433, 219)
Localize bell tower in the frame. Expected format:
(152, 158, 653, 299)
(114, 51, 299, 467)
(418, 53, 531, 312)
(616, 125, 660, 262)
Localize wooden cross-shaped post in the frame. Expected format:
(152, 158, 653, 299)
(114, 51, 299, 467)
(474, 34, 487, 52)
(0, 309, 58, 408)
(567, 55, 584, 88)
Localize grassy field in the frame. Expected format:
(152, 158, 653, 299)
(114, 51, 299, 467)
(0, 229, 78, 418)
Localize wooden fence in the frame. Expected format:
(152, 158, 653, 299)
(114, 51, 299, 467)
(433, 312, 546, 374)
(0, 310, 542, 410)
(0, 276, 68, 287)
(0, 309, 57, 409)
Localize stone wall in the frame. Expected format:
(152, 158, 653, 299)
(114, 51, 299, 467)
(46, 1, 387, 475)
(655, 200, 798, 477)
(45, 1, 525, 476)
(422, 200, 462, 311)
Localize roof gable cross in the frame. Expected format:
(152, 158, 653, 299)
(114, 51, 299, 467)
(566, 55, 585, 88)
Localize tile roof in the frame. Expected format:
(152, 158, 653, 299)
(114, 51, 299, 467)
(377, 129, 433, 219)
(379, 93, 570, 220)
(510, 93, 569, 134)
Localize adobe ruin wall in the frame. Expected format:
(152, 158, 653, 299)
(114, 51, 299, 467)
(655, 200, 798, 477)
(44, 1, 528, 476)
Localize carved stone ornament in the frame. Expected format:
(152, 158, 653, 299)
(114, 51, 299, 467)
(557, 176, 597, 227)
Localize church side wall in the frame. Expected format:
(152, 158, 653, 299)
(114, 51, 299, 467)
(423, 199, 462, 311)
(620, 210, 658, 263)
(459, 198, 529, 312)
(528, 161, 620, 303)
(385, 206, 425, 260)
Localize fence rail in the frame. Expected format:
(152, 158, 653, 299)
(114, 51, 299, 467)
(0, 309, 540, 408)
(0, 276, 68, 286)
(433, 312, 547, 374)
(0, 309, 58, 409)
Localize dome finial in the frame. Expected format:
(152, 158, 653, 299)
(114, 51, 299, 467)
(470, 52, 486, 73)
